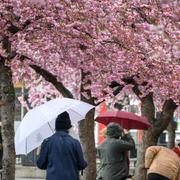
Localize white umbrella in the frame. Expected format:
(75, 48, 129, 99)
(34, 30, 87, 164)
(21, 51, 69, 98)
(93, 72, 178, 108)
(15, 98, 94, 155)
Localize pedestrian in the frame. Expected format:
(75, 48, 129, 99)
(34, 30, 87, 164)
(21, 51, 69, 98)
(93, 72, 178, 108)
(98, 127, 133, 178)
(145, 146, 180, 180)
(97, 123, 135, 180)
(36, 111, 87, 180)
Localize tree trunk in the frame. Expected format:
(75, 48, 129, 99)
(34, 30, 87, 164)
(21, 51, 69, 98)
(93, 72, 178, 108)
(78, 69, 96, 180)
(0, 126, 2, 169)
(0, 59, 15, 180)
(134, 95, 177, 180)
(167, 118, 177, 148)
(79, 109, 96, 180)
(134, 94, 157, 180)
(134, 129, 158, 180)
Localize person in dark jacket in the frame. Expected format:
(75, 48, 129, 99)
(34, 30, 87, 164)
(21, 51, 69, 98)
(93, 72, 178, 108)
(97, 123, 135, 180)
(36, 111, 87, 180)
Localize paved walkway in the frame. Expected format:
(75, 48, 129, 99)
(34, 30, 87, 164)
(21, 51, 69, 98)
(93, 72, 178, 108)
(16, 179, 44, 180)
(15, 165, 45, 180)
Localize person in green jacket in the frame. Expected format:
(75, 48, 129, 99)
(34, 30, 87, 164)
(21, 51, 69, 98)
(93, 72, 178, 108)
(97, 123, 135, 180)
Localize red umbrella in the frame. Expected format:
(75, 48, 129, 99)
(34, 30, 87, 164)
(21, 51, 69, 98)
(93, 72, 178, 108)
(95, 111, 151, 130)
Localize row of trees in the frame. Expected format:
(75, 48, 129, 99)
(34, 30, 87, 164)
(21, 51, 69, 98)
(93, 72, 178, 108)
(0, 0, 179, 180)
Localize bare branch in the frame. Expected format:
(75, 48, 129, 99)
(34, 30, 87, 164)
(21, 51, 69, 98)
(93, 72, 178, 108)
(30, 64, 74, 99)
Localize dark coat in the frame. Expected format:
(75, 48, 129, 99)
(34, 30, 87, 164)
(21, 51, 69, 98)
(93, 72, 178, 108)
(97, 134, 135, 180)
(37, 131, 87, 180)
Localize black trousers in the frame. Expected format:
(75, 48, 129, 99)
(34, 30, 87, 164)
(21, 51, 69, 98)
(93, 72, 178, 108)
(148, 173, 170, 180)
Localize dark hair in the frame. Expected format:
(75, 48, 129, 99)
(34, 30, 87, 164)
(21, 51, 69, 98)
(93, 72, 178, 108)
(55, 111, 72, 130)
(106, 123, 123, 138)
(178, 142, 180, 147)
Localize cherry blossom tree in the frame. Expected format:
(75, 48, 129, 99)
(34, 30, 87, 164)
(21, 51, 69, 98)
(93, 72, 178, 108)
(0, 0, 179, 180)
(82, 1, 179, 180)
(83, 1, 179, 179)
(0, 58, 15, 180)
(1, 1, 98, 179)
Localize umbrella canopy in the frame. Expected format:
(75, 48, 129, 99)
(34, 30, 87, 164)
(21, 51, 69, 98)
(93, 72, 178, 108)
(95, 111, 151, 130)
(15, 98, 94, 155)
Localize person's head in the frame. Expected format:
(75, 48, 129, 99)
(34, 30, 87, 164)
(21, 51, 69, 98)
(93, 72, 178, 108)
(106, 123, 123, 139)
(55, 111, 72, 131)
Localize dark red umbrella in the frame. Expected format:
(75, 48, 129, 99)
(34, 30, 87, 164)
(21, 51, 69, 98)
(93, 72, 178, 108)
(95, 111, 151, 130)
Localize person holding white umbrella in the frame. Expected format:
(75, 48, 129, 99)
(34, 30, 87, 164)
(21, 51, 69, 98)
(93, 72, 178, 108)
(36, 111, 87, 180)
(15, 98, 94, 155)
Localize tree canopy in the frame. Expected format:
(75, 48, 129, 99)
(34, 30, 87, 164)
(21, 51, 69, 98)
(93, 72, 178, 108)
(0, 0, 179, 108)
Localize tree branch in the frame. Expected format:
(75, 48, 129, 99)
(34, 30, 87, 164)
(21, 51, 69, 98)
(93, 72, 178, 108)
(109, 76, 142, 97)
(133, 7, 154, 24)
(30, 64, 74, 99)
(101, 38, 130, 50)
(141, 93, 155, 123)
(157, 99, 178, 132)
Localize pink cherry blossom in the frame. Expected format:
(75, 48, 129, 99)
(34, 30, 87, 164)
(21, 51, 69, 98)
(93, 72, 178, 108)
(0, 0, 179, 114)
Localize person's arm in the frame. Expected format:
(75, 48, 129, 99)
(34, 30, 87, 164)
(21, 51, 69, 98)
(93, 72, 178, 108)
(75, 141, 87, 170)
(117, 130, 135, 151)
(145, 146, 162, 169)
(36, 139, 49, 170)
